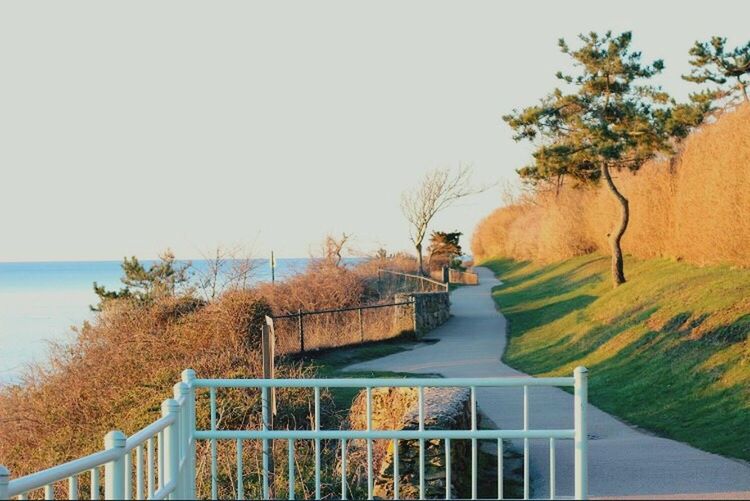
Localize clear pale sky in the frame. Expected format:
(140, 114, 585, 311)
(1, 1, 748, 261)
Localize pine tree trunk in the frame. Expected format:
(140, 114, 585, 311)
(416, 242, 425, 276)
(601, 163, 629, 286)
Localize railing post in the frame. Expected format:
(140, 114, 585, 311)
(574, 366, 589, 500)
(162, 398, 181, 500)
(261, 386, 275, 499)
(0, 465, 9, 500)
(181, 369, 197, 500)
(173, 382, 190, 499)
(104, 431, 126, 500)
(262, 319, 276, 415)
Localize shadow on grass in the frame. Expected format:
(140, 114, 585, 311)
(484, 255, 750, 461)
(293, 335, 441, 412)
(509, 305, 659, 374)
(504, 293, 598, 333)
(288, 333, 424, 372)
(586, 311, 750, 459)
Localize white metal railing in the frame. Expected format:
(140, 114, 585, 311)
(0, 367, 588, 500)
(0, 376, 194, 501)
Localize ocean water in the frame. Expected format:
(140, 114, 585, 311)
(0, 258, 318, 383)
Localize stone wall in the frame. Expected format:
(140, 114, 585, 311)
(348, 387, 471, 499)
(429, 267, 480, 285)
(448, 268, 479, 285)
(394, 291, 450, 338)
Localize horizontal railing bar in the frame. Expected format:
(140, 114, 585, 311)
(195, 429, 575, 441)
(378, 269, 448, 289)
(7, 449, 119, 497)
(193, 376, 575, 388)
(272, 301, 413, 319)
(125, 415, 176, 452)
(151, 479, 177, 500)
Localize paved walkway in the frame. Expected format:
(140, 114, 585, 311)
(346, 267, 750, 499)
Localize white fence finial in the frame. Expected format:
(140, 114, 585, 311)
(162, 398, 182, 499)
(103, 431, 126, 500)
(181, 369, 197, 499)
(0, 465, 10, 500)
(181, 368, 196, 384)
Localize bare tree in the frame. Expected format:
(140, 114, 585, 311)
(196, 244, 258, 300)
(324, 232, 351, 267)
(401, 165, 486, 275)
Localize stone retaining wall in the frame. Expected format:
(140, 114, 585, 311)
(429, 267, 480, 285)
(394, 291, 450, 338)
(349, 387, 471, 499)
(448, 268, 479, 285)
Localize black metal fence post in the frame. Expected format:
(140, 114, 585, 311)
(358, 307, 364, 342)
(298, 308, 305, 353)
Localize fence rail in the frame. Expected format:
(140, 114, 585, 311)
(270, 299, 416, 354)
(377, 269, 449, 293)
(266, 269, 450, 355)
(1, 374, 194, 501)
(272, 300, 413, 319)
(429, 266, 480, 285)
(0, 368, 589, 500)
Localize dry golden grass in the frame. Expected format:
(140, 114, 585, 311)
(472, 104, 750, 267)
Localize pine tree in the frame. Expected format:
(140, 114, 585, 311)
(427, 231, 463, 270)
(683, 37, 750, 104)
(504, 31, 700, 287)
(92, 250, 191, 310)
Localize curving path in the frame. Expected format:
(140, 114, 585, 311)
(345, 267, 750, 499)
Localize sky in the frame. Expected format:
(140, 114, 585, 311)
(1, 0, 748, 262)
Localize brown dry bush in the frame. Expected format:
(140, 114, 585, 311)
(258, 261, 366, 314)
(472, 103, 750, 267)
(353, 252, 418, 278)
(261, 257, 419, 354)
(272, 305, 413, 355)
(0, 250, 426, 497)
(0, 291, 326, 498)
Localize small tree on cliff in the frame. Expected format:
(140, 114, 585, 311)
(92, 250, 192, 310)
(504, 31, 692, 287)
(427, 231, 463, 270)
(683, 36, 750, 104)
(401, 166, 483, 275)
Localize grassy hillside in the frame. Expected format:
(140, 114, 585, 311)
(483, 255, 750, 461)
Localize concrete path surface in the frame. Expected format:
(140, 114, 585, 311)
(345, 267, 750, 499)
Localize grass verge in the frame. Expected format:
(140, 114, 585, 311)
(483, 254, 750, 461)
(297, 335, 438, 413)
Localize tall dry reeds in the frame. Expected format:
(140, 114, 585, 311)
(472, 104, 750, 267)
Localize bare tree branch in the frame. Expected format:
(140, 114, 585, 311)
(401, 165, 487, 274)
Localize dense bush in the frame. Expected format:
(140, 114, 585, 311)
(0, 252, 423, 497)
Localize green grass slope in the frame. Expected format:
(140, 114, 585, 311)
(483, 254, 750, 461)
